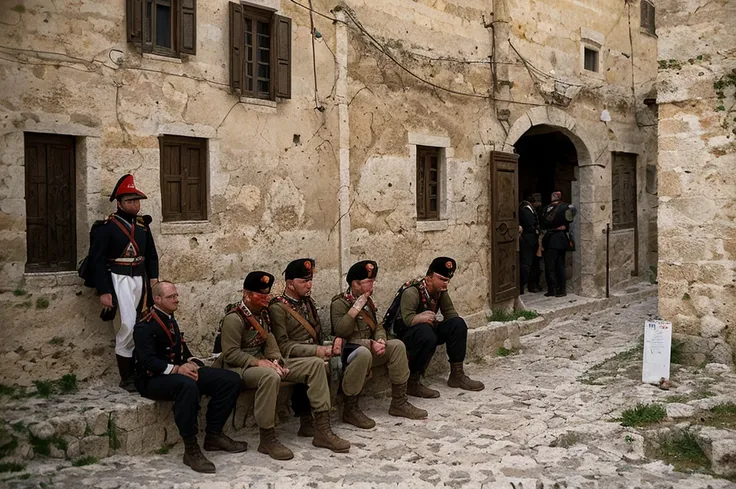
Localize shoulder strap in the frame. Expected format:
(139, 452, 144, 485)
(110, 215, 140, 254)
(360, 309, 378, 331)
(238, 306, 269, 340)
(278, 302, 319, 343)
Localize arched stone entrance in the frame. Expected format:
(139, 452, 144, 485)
(502, 107, 603, 297)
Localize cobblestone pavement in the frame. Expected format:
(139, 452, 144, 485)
(5, 297, 736, 489)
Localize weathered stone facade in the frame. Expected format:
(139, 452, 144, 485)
(0, 0, 657, 385)
(656, 0, 736, 364)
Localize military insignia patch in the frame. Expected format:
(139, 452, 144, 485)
(304, 260, 312, 271)
(123, 242, 137, 258)
(365, 263, 375, 277)
(446, 260, 454, 270)
(261, 275, 270, 284)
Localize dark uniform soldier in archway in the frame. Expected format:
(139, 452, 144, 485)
(541, 191, 577, 297)
(87, 174, 159, 391)
(519, 194, 541, 294)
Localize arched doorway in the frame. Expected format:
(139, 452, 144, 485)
(515, 126, 579, 293)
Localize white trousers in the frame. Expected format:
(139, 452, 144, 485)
(111, 273, 144, 358)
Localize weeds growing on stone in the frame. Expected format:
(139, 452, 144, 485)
(156, 444, 174, 454)
(72, 456, 98, 467)
(14, 301, 32, 309)
(33, 380, 53, 398)
(48, 337, 64, 346)
(580, 341, 644, 385)
(700, 403, 736, 429)
(487, 309, 539, 322)
(620, 403, 667, 427)
(35, 297, 50, 309)
(12, 289, 26, 296)
(28, 434, 67, 457)
(646, 429, 710, 475)
(0, 462, 25, 473)
(0, 385, 16, 397)
(106, 417, 121, 450)
(58, 374, 77, 394)
(496, 346, 515, 357)
(11, 422, 25, 434)
(0, 437, 18, 458)
(551, 432, 582, 448)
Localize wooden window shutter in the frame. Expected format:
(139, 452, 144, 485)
(160, 138, 183, 221)
(179, 0, 197, 55)
(275, 14, 292, 99)
(416, 150, 427, 219)
(126, 0, 143, 42)
(183, 141, 207, 220)
(229, 1, 244, 94)
(142, 0, 154, 53)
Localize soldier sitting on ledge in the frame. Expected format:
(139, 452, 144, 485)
(134, 281, 247, 473)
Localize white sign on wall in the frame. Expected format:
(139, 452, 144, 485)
(642, 320, 672, 384)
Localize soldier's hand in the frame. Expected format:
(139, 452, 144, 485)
(176, 363, 198, 381)
(100, 293, 114, 309)
(417, 311, 437, 324)
(316, 346, 333, 360)
(352, 293, 369, 311)
(256, 359, 282, 372)
(371, 340, 386, 356)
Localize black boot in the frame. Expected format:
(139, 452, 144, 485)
(116, 355, 137, 393)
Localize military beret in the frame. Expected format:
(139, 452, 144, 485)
(284, 258, 315, 280)
(243, 271, 274, 294)
(427, 256, 457, 279)
(346, 260, 378, 284)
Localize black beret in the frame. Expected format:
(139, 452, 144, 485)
(284, 258, 315, 280)
(243, 271, 274, 293)
(427, 257, 457, 279)
(346, 260, 378, 284)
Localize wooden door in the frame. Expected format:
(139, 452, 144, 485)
(24, 133, 76, 272)
(491, 151, 519, 305)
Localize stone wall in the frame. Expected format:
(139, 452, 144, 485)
(0, 0, 658, 385)
(656, 0, 736, 364)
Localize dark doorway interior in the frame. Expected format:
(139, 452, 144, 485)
(515, 126, 579, 290)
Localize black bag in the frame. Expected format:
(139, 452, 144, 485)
(382, 279, 421, 337)
(213, 302, 240, 354)
(77, 219, 106, 288)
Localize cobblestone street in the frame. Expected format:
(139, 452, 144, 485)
(5, 297, 736, 489)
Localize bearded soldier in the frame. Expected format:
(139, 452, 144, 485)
(330, 260, 427, 429)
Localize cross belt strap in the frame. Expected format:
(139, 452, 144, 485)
(279, 303, 319, 344)
(359, 309, 378, 332)
(149, 310, 177, 362)
(244, 314, 269, 341)
(110, 215, 140, 255)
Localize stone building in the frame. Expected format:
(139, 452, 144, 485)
(656, 0, 736, 364)
(0, 0, 657, 385)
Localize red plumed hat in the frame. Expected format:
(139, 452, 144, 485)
(110, 174, 147, 202)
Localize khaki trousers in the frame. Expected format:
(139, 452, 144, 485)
(341, 339, 410, 396)
(240, 367, 282, 429)
(283, 356, 331, 413)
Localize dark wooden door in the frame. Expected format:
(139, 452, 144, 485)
(24, 133, 76, 272)
(491, 151, 519, 305)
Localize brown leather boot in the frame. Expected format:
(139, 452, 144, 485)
(407, 372, 440, 398)
(447, 362, 485, 391)
(183, 436, 216, 473)
(342, 395, 375, 429)
(312, 411, 350, 453)
(203, 432, 248, 453)
(258, 427, 294, 460)
(298, 414, 315, 437)
(389, 382, 428, 419)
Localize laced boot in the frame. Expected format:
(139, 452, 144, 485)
(342, 395, 375, 429)
(297, 414, 315, 437)
(388, 382, 428, 419)
(407, 372, 440, 398)
(312, 411, 350, 453)
(258, 428, 294, 460)
(447, 362, 485, 391)
(182, 436, 216, 473)
(203, 432, 248, 453)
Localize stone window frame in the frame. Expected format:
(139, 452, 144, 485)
(408, 133, 453, 232)
(580, 28, 605, 81)
(640, 0, 656, 37)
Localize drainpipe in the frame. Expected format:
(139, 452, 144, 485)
(491, 0, 511, 131)
(334, 7, 351, 284)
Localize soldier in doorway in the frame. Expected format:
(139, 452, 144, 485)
(519, 194, 541, 294)
(541, 191, 577, 297)
(87, 174, 159, 391)
(393, 257, 485, 398)
(528, 193, 544, 292)
(269, 258, 351, 453)
(213, 271, 294, 460)
(330, 260, 428, 430)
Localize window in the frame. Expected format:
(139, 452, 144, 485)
(24, 133, 77, 272)
(160, 136, 208, 221)
(416, 146, 441, 220)
(583, 47, 599, 72)
(126, 0, 197, 57)
(229, 1, 291, 100)
(640, 0, 656, 35)
(612, 152, 637, 230)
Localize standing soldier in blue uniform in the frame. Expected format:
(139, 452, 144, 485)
(87, 174, 159, 391)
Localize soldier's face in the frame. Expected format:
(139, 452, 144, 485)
(427, 273, 450, 293)
(290, 278, 312, 298)
(118, 198, 141, 215)
(155, 284, 180, 313)
(352, 278, 374, 296)
(245, 290, 271, 310)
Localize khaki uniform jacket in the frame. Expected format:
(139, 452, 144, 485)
(213, 310, 282, 371)
(269, 298, 321, 358)
(330, 294, 386, 348)
(400, 285, 459, 327)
